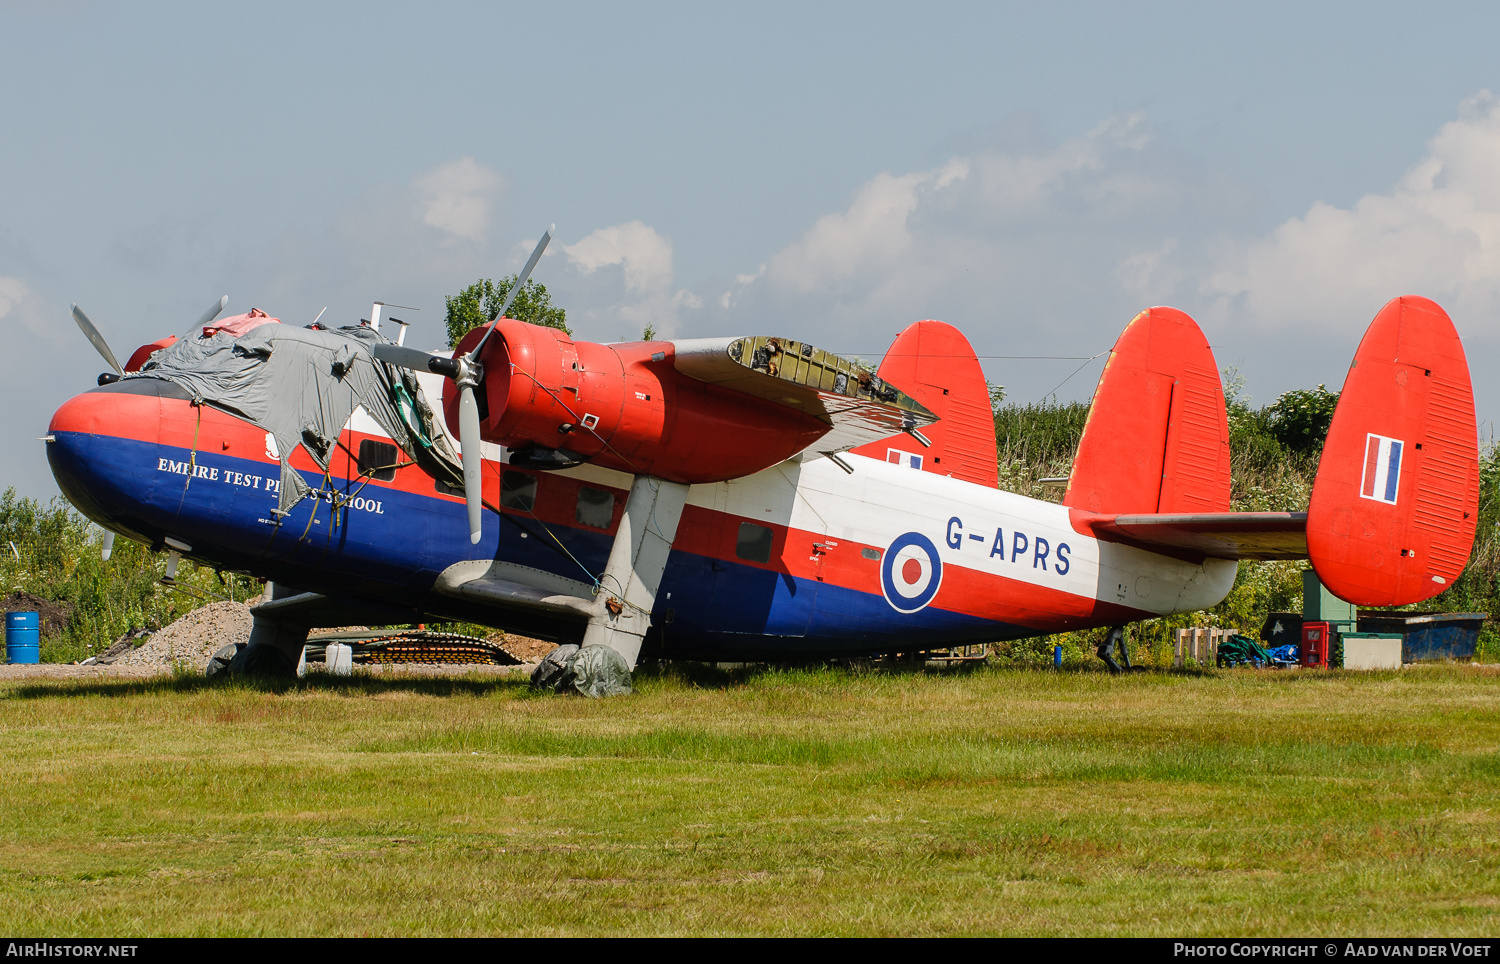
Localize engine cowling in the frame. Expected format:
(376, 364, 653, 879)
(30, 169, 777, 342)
(125, 336, 179, 373)
(442, 320, 832, 483)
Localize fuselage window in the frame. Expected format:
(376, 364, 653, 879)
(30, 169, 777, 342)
(501, 471, 537, 512)
(357, 439, 399, 482)
(736, 522, 774, 563)
(576, 486, 615, 528)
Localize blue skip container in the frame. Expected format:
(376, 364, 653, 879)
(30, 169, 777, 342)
(5, 611, 39, 664)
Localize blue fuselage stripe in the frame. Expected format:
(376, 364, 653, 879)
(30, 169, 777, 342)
(50, 431, 1027, 657)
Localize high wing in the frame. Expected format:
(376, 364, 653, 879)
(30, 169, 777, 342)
(1083, 512, 1309, 561)
(672, 336, 937, 456)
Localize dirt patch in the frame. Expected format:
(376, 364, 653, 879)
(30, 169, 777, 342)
(2, 593, 75, 637)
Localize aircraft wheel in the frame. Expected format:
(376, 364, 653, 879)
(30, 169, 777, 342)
(204, 643, 241, 678)
(225, 642, 299, 679)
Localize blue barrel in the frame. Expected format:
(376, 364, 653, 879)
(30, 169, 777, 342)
(1054, 645, 1063, 669)
(5, 611, 39, 664)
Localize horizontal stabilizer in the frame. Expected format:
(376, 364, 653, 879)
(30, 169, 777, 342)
(1085, 512, 1309, 561)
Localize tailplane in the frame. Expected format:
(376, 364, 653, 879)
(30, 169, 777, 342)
(1070, 297, 1479, 610)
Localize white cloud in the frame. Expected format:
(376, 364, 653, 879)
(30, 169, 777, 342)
(764, 161, 968, 294)
(561, 222, 701, 337)
(712, 112, 1243, 358)
(565, 221, 675, 293)
(414, 157, 505, 243)
(1203, 91, 1500, 336)
(222, 157, 513, 340)
(0, 277, 29, 319)
(0, 276, 61, 344)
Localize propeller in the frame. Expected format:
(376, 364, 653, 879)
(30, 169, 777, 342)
(193, 295, 230, 333)
(71, 304, 123, 375)
(73, 296, 229, 377)
(371, 225, 554, 545)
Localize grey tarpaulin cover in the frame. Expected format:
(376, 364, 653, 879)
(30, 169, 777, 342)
(530, 644, 634, 697)
(125, 320, 464, 515)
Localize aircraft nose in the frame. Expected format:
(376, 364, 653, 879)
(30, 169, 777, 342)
(46, 385, 166, 529)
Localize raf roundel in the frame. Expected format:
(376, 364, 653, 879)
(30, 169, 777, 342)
(881, 532, 943, 613)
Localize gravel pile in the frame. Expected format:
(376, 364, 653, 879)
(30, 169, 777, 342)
(112, 601, 252, 672)
(487, 632, 555, 663)
(78, 601, 549, 675)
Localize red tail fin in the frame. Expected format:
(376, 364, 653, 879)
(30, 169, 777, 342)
(1064, 307, 1231, 514)
(851, 320, 998, 487)
(1307, 296, 1478, 606)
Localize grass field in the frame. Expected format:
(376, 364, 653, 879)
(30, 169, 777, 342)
(0, 662, 1495, 936)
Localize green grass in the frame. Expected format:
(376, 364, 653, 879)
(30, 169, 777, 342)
(0, 663, 1496, 936)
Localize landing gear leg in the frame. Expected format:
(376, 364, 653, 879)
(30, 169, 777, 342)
(1097, 625, 1129, 675)
(534, 475, 689, 697)
(221, 611, 307, 679)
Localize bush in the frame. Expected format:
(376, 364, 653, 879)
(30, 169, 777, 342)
(0, 489, 260, 662)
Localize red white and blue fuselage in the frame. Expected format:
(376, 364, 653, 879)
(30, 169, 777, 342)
(46, 378, 1230, 658)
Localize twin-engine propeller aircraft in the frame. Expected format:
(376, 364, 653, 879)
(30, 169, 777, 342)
(47, 229, 1480, 693)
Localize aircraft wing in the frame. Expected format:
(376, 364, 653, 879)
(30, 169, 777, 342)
(1085, 512, 1309, 561)
(672, 336, 937, 455)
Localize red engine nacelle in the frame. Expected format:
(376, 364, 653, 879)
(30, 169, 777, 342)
(125, 336, 178, 373)
(442, 320, 831, 484)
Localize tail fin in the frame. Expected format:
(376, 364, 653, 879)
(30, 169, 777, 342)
(1307, 296, 1478, 606)
(851, 320, 999, 487)
(1063, 307, 1231, 514)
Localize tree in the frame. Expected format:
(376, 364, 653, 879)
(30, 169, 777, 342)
(1264, 384, 1339, 455)
(444, 277, 569, 348)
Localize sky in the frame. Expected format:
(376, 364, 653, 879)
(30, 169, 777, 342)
(6, 1, 1500, 499)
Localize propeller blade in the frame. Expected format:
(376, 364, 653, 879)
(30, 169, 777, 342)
(468, 224, 554, 363)
(71, 304, 124, 375)
(458, 383, 484, 544)
(489, 224, 554, 324)
(101, 530, 115, 562)
(371, 342, 460, 378)
(195, 295, 229, 330)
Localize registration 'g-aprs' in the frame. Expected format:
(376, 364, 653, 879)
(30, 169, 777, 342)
(47, 233, 1480, 691)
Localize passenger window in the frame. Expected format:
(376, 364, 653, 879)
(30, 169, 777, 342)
(736, 522, 774, 563)
(500, 471, 536, 512)
(575, 486, 615, 528)
(357, 439, 399, 482)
